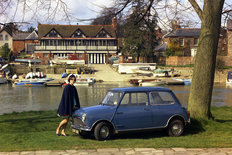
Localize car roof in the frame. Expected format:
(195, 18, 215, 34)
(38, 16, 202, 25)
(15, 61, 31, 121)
(110, 87, 172, 92)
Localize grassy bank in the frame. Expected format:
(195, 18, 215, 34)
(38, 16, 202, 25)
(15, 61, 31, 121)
(0, 107, 232, 151)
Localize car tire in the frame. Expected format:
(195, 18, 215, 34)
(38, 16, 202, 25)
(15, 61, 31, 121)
(94, 122, 112, 141)
(168, 119, 184, 137)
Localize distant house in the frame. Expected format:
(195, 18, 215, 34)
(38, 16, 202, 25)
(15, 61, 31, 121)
(0, 27, 13, 50)
(12, 31, 38, 56)
(0, 26, 38, 56)
(164, 28, 227, 57)
(34, 18, 118, 64)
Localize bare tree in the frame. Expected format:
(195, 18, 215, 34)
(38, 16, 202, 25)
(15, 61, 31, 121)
(0, 0, 72, 24)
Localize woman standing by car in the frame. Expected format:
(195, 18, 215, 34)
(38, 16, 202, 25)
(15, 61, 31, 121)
(56, 74, 80, 136)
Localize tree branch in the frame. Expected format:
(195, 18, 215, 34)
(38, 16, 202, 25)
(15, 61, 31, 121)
(188, 0, 203, 20)
(115, 0, 131, 16)
(222, 9, 232, 14)
(135, 0, 154, 25)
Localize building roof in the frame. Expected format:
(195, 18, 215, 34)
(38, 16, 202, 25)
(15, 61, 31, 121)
(12, 31, 38, 40)
(0, 27, 13, 36)
(26, 31, 38, 40)
(165, 28, 200, 37)
(227, 19, 232, 30)
(154, 43, 167, 51)
(38, 24, 116, 39)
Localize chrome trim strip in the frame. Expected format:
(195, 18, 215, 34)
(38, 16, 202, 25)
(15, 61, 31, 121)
(116, 125, 166, 132)
(116, 114, 187, 132)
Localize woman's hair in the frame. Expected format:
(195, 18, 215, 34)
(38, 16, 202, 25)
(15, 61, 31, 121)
(68, 74, 76, 82)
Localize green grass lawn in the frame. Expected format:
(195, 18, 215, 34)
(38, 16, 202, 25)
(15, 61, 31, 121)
(0, 107, 232, 151)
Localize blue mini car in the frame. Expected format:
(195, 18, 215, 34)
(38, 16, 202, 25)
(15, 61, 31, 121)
(71, 87, 190, 140)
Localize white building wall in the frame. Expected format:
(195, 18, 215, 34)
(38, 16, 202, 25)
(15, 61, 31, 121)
(0, 30, 13, 50)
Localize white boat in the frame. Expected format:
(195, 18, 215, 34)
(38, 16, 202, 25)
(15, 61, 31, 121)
(132, 67, 153, 76)
(175, 79, 192, 85)
(138, 79, 165, 86)
(65, 74, 95, 86)
(153, 68, 170, 77)
(153, 68, 181, 77)
(13, 78, 54, 87)
(118, 63, 156, 74)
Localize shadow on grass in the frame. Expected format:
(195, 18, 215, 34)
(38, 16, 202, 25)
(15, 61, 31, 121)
(184, 118, 205, 135)
(214, 119, 232, 123)
(77, 119, 205, 140)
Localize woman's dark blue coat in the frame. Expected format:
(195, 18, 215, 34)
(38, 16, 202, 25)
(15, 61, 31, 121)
(57, 84, 80, 116)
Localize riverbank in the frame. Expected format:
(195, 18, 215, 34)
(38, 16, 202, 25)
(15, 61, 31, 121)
(0, 107, 231, 151)
(9, 64, 230, 83)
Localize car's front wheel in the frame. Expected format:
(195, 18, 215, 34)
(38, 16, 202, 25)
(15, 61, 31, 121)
(94, 122, 112, 141)
(168, 119, 184, 137)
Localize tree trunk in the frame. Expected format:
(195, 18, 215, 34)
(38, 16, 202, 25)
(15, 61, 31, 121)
(188, 0, 224, 119)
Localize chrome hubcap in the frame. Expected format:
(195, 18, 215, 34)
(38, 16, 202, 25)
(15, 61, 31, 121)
(172, 124, 182, 135)
(100, 126, 109, 138)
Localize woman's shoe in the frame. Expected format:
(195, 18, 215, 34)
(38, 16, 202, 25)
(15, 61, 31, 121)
(61, 133, 69, 136)
(56, 133, 60, 136)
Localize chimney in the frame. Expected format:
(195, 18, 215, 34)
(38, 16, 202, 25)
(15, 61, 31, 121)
(227, 19, 232, 30)
(112, 17, 117, 31)
(171, 20, 180, 30)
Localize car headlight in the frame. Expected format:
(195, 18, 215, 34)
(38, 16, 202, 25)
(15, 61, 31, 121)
(82, 113, 87, 122)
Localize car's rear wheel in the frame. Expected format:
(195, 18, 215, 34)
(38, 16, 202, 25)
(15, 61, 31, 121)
(168, 119, 184, 137)
(94, 122, 112, 141)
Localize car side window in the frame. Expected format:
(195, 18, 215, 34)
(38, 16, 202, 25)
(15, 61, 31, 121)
(120, 92, 148, 106)
(150, 91, 175, 105)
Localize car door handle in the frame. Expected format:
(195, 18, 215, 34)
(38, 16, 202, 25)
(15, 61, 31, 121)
(144, 108, 150, 111)
(116, 112, 123, 114)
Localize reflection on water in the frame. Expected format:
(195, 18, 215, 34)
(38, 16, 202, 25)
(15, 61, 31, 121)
(0, 82, 231, 115)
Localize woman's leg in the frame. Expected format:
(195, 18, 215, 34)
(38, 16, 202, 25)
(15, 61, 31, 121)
(56, 118, 69, 135)
(61, 118, 69, 135)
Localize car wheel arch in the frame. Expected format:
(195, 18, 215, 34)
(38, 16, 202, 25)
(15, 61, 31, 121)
(166, 115, 185, 127)
(91, 120, 115, 133)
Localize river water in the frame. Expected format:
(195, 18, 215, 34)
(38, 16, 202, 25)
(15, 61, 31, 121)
(0, 82, 231, 115)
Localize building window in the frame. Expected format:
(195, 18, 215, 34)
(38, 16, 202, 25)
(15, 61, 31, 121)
(43, 53, 49, 58)
(194, 38, 198, 46)
(5, 35, 8, 41)
(179, 38, 184, 46)
(72, 29, 85, 38)
(70, 40, 74, 46)
(0, 35, 3, 41)
(47, 30, 59, 37)
(78, 53, 82, 58)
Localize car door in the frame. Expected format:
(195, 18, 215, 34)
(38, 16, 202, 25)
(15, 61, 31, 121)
(149, 91, 177, 127)
(113, 92, 153, 130)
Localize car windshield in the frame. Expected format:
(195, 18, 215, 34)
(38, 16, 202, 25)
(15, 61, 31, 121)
(101, 91, 122, 105)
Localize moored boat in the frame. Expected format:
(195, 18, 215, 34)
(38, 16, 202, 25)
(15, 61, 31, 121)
(13, 81, 45, 86)
(63, 74, 95, 86)
(139, 79, 165, 86)
(13, 78, 53, 86)
(175, 79, 192, 85)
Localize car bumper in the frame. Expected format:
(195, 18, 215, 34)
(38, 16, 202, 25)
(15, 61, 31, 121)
(186, 118, 191, 125)
(71, 117, 91, 131)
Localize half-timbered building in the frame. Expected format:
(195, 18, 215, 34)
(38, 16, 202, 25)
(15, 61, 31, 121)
(34, 18, 118, 64)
